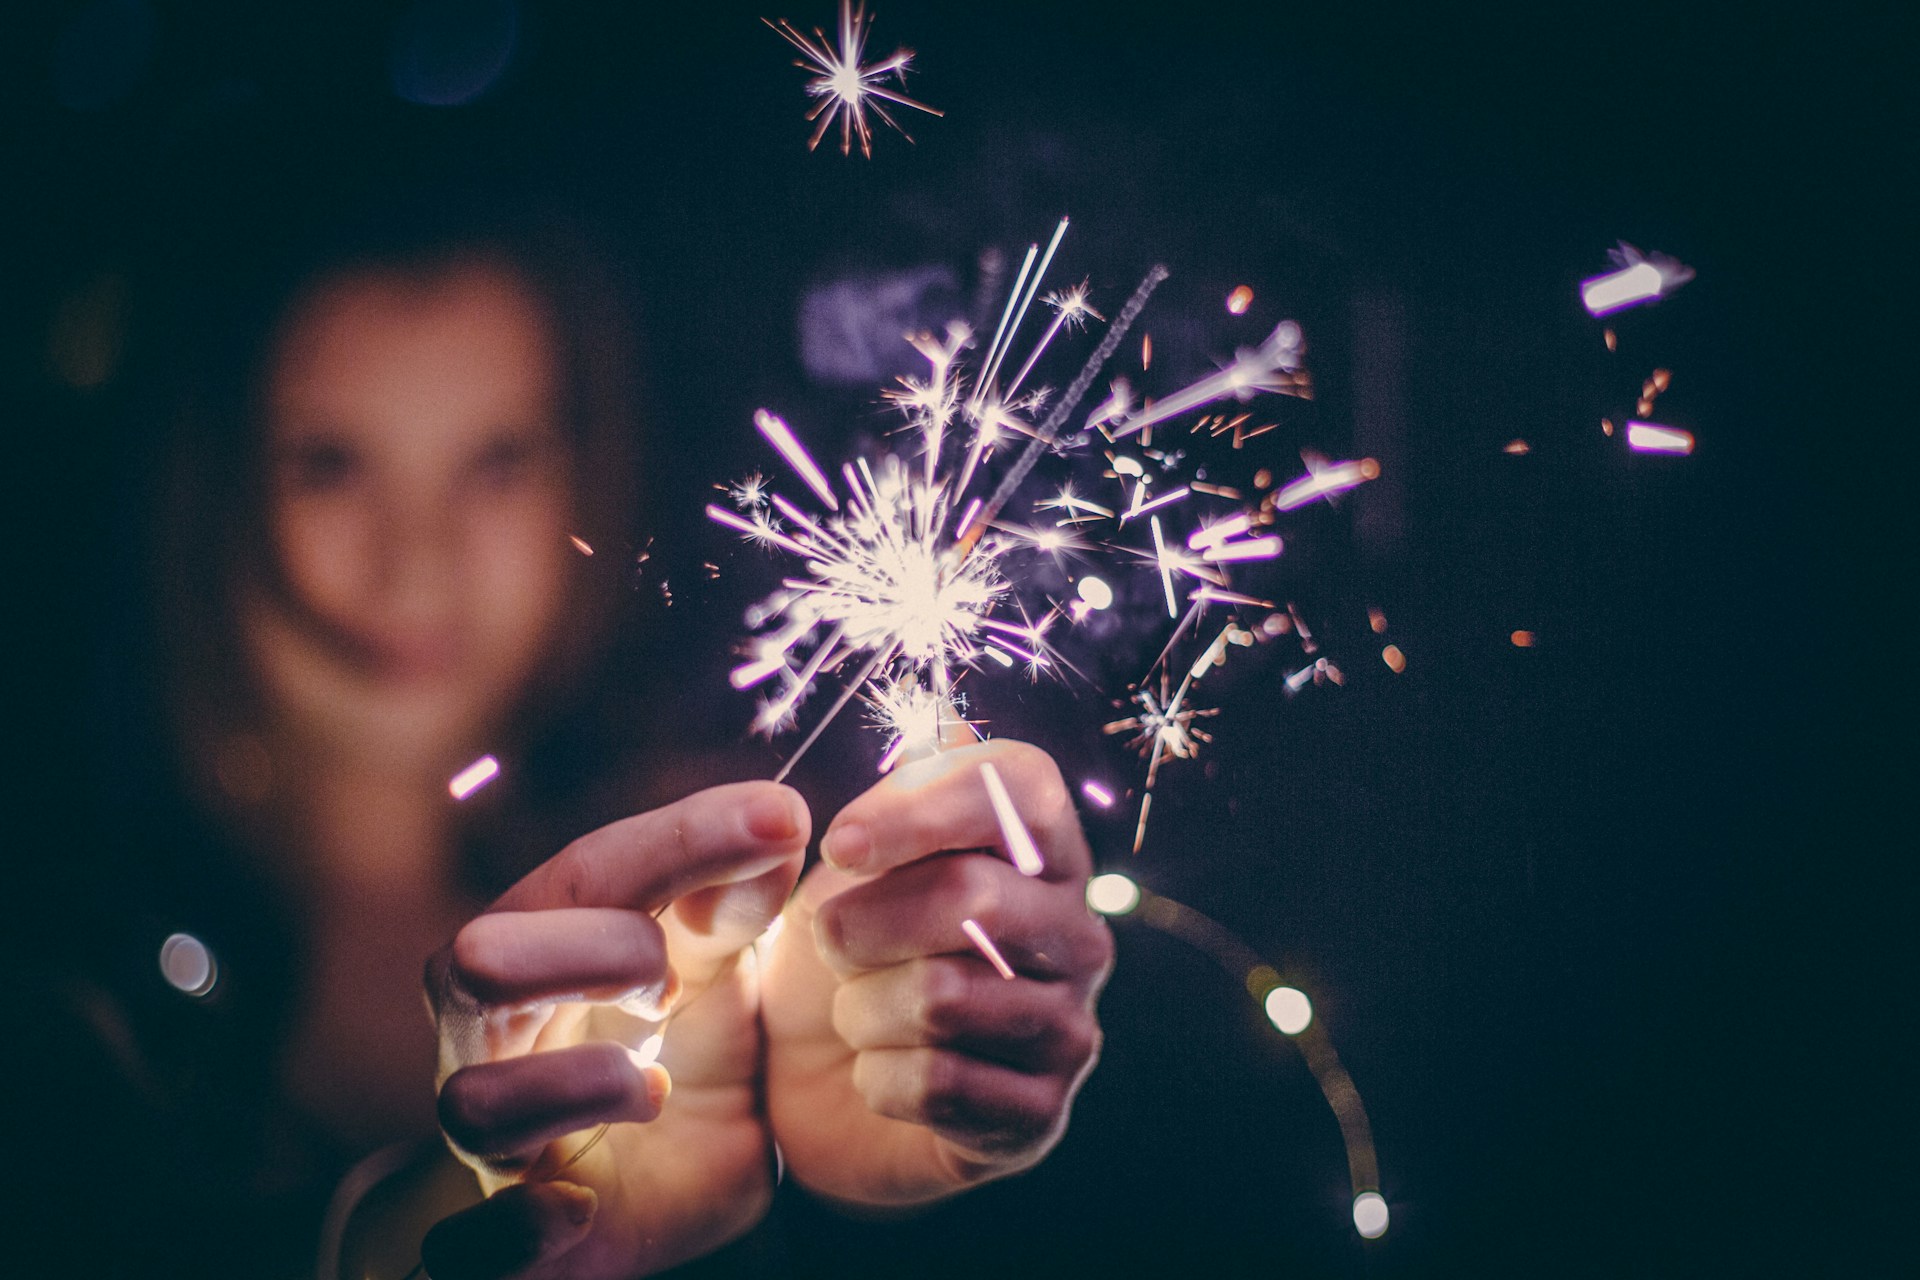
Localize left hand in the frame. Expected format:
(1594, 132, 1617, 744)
(758, 739, 1114, 1208)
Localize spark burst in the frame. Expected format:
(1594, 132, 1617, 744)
(713, 217, 1350, 807)
(765, 2, 943, 158)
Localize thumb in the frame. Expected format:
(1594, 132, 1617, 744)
(420, 1180, 596, 1280)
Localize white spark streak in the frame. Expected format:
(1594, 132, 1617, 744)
(707, 503, 814, 558)
(755, 409, 840, 510)
(1626, 421, 1694, 454)
(961, 918, 1017, 980)
(1270, 457, 1378, 511)
(1110, 320, 1306, 440)
(980, 760, 1046, 877)
(1151, 515, 1179, 618)
(1201, 536, 1283, 563)
(1580, 243, 1693, 316)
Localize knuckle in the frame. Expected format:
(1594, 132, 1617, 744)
(916, 1051, 969, 1125)
(549, 845, 600, 909)
(1055, 1011, 1100, 1071)
(914, 959, 973, 1040)
(1078, 914, 1117, 977)
(999, 741, 1071, 822)
(950, 856, 1005, 927)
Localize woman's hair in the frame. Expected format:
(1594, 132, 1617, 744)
(143, 185, 650, 824)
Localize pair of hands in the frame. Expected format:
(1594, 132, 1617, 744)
(421, 740, 1113, 1279)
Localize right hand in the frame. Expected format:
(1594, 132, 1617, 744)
(419, 781, 810, 1280)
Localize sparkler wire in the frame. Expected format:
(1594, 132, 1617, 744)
(959, 263, 1169, 554)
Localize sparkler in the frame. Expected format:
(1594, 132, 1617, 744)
(714, 220, 1182, 781)
(765, 1, 942, 157)
(712, 218, 1354, 874)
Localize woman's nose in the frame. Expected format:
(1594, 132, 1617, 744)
(373, 493, 460, 608)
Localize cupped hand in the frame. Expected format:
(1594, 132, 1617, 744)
(420, 782, 809, 1279)
(758, 740, 1114, 1209)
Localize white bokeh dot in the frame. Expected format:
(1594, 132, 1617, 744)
(1353, 1191, 1390, 1238)
(1085, 873, 1141, 915)
(159, 932, 217, 997)
(1263, 985, 1312, 1035)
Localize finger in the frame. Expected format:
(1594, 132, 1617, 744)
(440, 1041, 670, 1166)
(450, 908, 674, 1014)
(818, 740, 1090, 883)
(831, 956, 1100, 1073)
(657, 852, 805, 978)
(420, 1180, 596, 1280)
(851, 1046, 1072, 1160)
(492, 781, 810, 914)
(814, 850, 1114, 983)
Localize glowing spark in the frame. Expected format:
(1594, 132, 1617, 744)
(1105, 659, 1221, 854)
(1226, 285, 1254, 315)
(1626, 421, 1694, 454)
(754, 409, 840, 510)
(1084, 378, 1133, 435)
(1284, 657, 1345, 693)
(961, 918, 1017, 980)
(979, 760, 1045, 877)
(630, 1034, 665, 1069)
(1081, 780, 1115, 808)
(727, 472, 771, 510)
(1187, 513, 1252, 549)
(569, 535, 594, 556)
(449, 755, 500, 800)
(706, 503, 813, 558)
(1076, 575, 1114, 610)
(1382, 644, 1407, 673)
(869, 677, 968, 771)
(1269, 455, 1379, 511)
(1511, 630, 1537, 647)
(1201, 536, 1282, 563)
(764, 1, 942, 158)
(1579, 242, 1694, 315)
(1110, 320, 1307, 440)
(1151, 516, 1179, 618)
(1503, 439, 1530, 455)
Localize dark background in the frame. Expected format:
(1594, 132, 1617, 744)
(6, 1, 1884, 1273)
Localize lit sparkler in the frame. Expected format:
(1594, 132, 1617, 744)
(713, 217, 1344, 820)
(765, 1, 942, 157)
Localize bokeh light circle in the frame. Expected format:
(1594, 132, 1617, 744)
(1263, 985, 1312, 1034)
(1086, 873, 1141, 915)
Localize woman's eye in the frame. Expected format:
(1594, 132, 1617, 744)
(470, 434, 547, 490)
(279, 441, 360, 493)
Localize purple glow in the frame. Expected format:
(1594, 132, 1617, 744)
(449, 755, 500, 800)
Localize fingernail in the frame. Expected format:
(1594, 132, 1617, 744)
(821, 821, 870, 870)
(746, 788, 802, 841)
(645, 1063, 673, 1109)
(551, 1182, 598, 1228)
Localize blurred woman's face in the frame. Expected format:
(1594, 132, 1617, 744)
(246, 259, 575, 767)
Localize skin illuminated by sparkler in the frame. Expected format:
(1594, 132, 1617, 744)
(764, 1, 943, 158)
